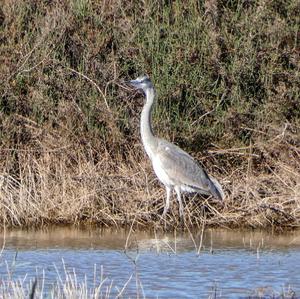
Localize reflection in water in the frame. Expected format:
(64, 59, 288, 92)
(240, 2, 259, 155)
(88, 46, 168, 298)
(2, 227, 300, 251)
(0, 227, 300, 298)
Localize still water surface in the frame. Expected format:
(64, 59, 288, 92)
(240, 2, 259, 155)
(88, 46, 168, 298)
(1, 227, 300, 298)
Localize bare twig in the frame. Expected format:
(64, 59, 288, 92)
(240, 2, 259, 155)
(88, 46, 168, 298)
(62, 65, 111, 111)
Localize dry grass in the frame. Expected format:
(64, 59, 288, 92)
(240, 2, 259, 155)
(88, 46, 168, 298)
(0, 121, 299, 229)
(0, 261, 144, 299)
(0, 0, 299, 229)
(0, 259, 297, 299)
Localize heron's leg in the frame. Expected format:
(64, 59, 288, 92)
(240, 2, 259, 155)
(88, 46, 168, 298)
(162, 186, 171, 217)
(175, 186, 184, 219)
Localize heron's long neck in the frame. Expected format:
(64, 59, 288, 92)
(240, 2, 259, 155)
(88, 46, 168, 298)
(141, 88, 156, 158)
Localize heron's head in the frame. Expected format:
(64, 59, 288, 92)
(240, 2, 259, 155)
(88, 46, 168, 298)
(127, 75, 153, 92)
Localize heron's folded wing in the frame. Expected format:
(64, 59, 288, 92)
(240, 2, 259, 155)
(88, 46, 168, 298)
(156, 140, 211, 192)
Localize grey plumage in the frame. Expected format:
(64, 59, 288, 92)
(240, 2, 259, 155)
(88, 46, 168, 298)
(128, 75, 224, 218)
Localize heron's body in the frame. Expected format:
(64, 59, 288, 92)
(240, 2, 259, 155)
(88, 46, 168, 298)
(129, 76, 224, 218)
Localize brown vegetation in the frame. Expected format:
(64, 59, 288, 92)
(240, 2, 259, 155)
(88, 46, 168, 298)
(0, 0, 299, 229)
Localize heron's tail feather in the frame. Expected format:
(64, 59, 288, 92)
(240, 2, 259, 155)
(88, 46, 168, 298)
(208, 176, 225, 200)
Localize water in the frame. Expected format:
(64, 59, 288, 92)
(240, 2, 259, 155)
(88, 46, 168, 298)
(1, 227, 300, 298)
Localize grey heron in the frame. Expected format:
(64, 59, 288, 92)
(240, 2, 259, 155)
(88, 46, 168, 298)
(128, 75, 224, 219)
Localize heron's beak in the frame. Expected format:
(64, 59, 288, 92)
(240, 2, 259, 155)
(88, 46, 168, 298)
(126, 79, 140, 89)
